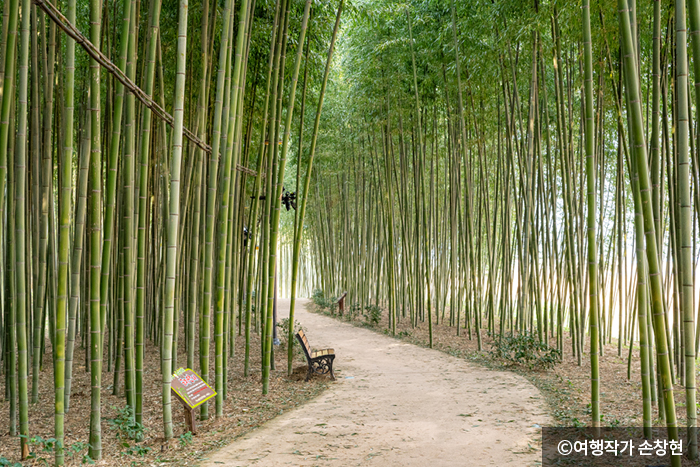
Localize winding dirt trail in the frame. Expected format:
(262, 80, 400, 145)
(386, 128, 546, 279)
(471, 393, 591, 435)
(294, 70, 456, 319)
(199, 299, 549, 466)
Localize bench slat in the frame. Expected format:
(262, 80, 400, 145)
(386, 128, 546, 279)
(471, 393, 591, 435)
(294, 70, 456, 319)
(311, 349, 334, 358)
(297, 330, 312, 355)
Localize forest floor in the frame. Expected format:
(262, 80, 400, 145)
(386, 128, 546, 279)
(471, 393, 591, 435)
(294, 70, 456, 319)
(316, 302, 700, 464)
(0, 311, 329, 467)
(4, 299, 691, 467)
(200, 298, 548, 466)
(343, 308, 693, 429)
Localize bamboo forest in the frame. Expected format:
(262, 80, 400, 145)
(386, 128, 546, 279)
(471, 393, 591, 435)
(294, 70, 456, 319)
(4, 0, 700, 464)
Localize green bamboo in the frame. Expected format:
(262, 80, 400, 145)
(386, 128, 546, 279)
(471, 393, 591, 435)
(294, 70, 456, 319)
(288, 23, 312, 376)
(88, 0, 103, 452)
(262, 0, 312, 395)
(55, 0, 75, 450)
(6, 99, 15, 438)
(582, 0, 599, 432)
(618, 1, 679, 463)
(122, 0, 137, 414)
(161, 0, 188, 439)
(135, 0, 163, 425)
(688, 0, 700, 359)
(449, 1, 460, 337)
(200, 0, 234, 421)
(406, 9, 432, 347)
(259, 0, 287, 375)
(99, 0, 134, 358)
(674, 0, 696, 457)
(31, 5, 46, 405)
(215, 0, 250, 416)
(245, 0, 280, 376)
(188, 0, 210, 371)
(65, 108, 89, 413)
(15, 0, 30, 457)
(0, 0, 19, 283)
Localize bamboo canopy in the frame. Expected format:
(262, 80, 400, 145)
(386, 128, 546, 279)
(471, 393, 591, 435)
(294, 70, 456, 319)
(1, 0, 700, 466)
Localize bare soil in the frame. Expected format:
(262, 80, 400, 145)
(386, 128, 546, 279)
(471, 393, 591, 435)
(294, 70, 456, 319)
(0, 316, 329, 466)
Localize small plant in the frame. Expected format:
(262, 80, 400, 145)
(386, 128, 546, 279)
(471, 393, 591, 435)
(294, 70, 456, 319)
(0, 457, 22, 467)
(311, 289, 337, 312)
(348, 303, 362, 321)
(179, 431, 193, 447)
(18, 436, 90, 465)
(571, 418, 586, 428)
(488, 332, 561, 370)
(20, 435, 61, 453)
(363, 304, 382, 326)
(275, 318, 309, 363)
(124, 445, 152, 457)
(311, 289, 329, 309)
(17, 435, 64, 467)
(66, 441, 89, 461)
(277, 318, 305, 344)
(108, 406, 147, 441)
(109, 407, 151, 458)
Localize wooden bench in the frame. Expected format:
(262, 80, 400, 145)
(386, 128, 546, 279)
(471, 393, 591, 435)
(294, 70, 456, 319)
(295, 329, 336, 381)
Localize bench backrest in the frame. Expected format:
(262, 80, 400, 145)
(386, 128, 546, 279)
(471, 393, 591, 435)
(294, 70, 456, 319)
(295, 330, 312, 360)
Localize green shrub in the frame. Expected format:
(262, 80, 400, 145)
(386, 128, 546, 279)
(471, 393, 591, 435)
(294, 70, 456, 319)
(311, 289, 338, 312)
(489, 332, 560, 370)
(65, 441, 90, 461)
(311, 289, 328, 309)
(363, 304, 382, 326)
(276, 318, 305, 348)
(347, 303, 362, 321)
(179, 431, 193, 447)
(19, 435, 60, 453)
(0, 457, 21, 467)
(123, 445, 151, 457)
(107, 406, 147, 441)
(15, 436, 91, 466)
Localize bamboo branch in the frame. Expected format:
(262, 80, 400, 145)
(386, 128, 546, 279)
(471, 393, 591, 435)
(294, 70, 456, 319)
(34, 0, 213, 153)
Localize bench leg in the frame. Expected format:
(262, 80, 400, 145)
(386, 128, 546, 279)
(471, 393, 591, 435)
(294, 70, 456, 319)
(306, 357, 335, 381)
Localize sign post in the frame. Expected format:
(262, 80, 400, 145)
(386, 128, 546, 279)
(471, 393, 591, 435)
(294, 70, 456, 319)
(170, 368, 216, 434)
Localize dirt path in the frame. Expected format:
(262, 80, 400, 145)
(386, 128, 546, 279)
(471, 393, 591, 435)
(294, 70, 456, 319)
(199, 299, 549, 466)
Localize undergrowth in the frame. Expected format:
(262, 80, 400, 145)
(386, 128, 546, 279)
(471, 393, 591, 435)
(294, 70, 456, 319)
(11, 436, 94, 465)
(489, 332, 561, 370)
(107, 406, 147, 441)
(276, 318, 307, 361)
(311, 289, 337, 312)
(312, 289, 385, 328)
